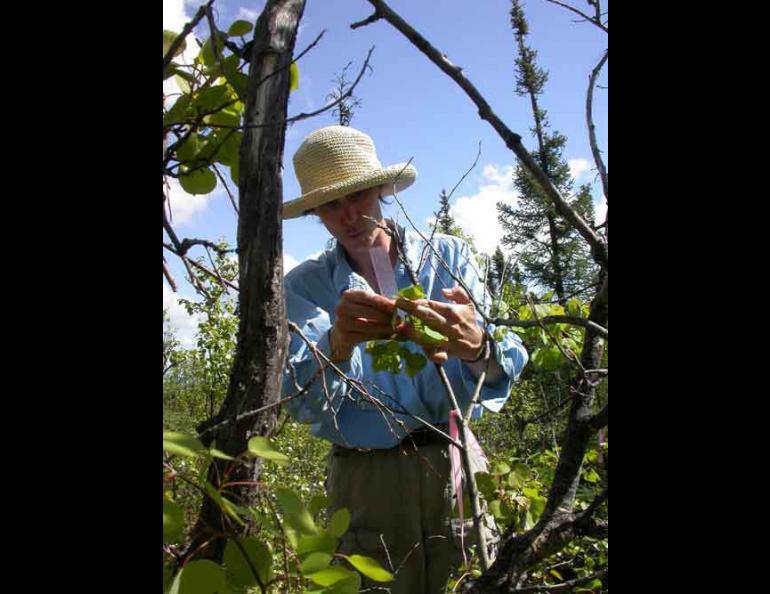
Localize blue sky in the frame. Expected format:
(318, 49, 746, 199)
(163, 0, 608, 345)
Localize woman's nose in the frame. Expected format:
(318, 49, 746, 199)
(339, 198, 358, 224)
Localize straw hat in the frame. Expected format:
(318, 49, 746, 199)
(283, 126, 417, 219)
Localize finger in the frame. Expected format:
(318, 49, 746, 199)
(424, 299, 464, 323)
(342, 290, 396, 314)
(423, 346, 448, 364)
(441, 286, 471, 305)
(337, 300, 394, 322)
(395, 298, 450, 330)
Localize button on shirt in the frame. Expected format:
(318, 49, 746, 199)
(282, 229, 529, 449)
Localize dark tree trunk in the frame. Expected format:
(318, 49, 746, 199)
(177, 0, 305, 566)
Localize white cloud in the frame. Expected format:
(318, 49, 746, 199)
(163, 283, 200, 349)
(569, 158, 591, 182)
(165, 178, 212, 226)
(163, 0, 202, 109)
(447, 164, 519, 255)
(237, 6, 263, 22)
(594, 197, 607, 225)
(284, 253, 299, 274)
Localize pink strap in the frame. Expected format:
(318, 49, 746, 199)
(448, 410, 467, 565)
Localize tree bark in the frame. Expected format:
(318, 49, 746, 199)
(177, 0, 304, 566)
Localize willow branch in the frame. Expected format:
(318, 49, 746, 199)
(587, 49, 608, 202)
(353, 0, 607, 269)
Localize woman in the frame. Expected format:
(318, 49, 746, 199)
(282, 125, 528, 593)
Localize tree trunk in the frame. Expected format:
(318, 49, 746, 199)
(177, 0, 305, 566)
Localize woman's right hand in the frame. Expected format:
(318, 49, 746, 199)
(329, 290, 397, 361)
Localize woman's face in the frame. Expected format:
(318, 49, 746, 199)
(315, 186, 386, 253)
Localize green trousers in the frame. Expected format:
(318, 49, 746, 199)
(327, 440, 455, 594)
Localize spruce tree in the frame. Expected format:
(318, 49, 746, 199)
(497, 0, 597, 305)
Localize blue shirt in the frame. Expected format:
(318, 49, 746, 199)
(282, 228, 529, 448)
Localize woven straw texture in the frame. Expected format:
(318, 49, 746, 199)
(283, 126, 417, 219)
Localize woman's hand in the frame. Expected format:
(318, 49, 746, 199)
(395, 286, 484, 364)
(329, 290, 396, 361)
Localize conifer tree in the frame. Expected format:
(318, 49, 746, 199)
(498, 0, 597, 305)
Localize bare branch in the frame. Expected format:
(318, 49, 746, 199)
(163, 0, 214, 74)
(353, 0, 607, 269)
(163, 257, 178, 292)
(515, 568, 607, 592)
(164, 243, 240, 292)
(490, 315, 608, 340)
(587, 49, 609, 203)
(212, 164, 239, 215)
(544, 0, 608, 34)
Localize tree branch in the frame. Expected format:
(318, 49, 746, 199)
(490, 315, 608, 339)
(353, 0, 607, 269)
(587, 49, 608, 203)
(515, 568, 607, 592)
(544, 0, 608, 34)
(163, 0, 214, 75)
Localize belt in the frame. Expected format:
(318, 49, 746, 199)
(398, 424, 450, 448)
(332, 424, 450, 453)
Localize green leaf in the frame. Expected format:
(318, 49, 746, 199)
(300, 552, 333, 574)
(176, 134, 202, 162)
(164, 94, 192, 126)
(405, 352, 427, 377)
(163, 431, 205, 457)
(229, 154, 240, 185)
(225, 71, 248, 102)
(204, 108, 240, 128)
(474, 472, 496, 500)
(308, 566, 357, 587)
(169, 560, 231, 594)
(398, 284, 426, 300)
(566, 297, 582, 318)
(174, 73, 191, 95)
(583, 468, 600, 483)
(223, 537, 272, 587)
(419, 325, 448, 345)
(195, 85, 233, 112)
(289, 62, 300, 91)
(275, 488, 318, 535)
(328, 508, 351, 537)
(227, 20, 253, 37)
(309, 494, 331, 516)
(325, 572, 362, 594)
(247, 436, 289, 464)
(488, 499, 505, 520)
(163, 30, 186, 58)
(163, 500, 184, 543)
(344, 554, 395, 582)
(204, 483, 247, 527)
(490, 461, 511, 476)
(215, 131, 243, 167)
(208, 447, 235, 461)
(549, 569, 563, 580)
(179, 166, 217, 195)
(296, 531, 338, 557)
(199, 32, 228, 67)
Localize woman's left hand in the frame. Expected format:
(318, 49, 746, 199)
(395, 286, 484, 364)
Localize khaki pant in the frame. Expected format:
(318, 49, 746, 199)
(327, 441, 454, 594)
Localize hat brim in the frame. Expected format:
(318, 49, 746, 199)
(283, 163, 417, 220)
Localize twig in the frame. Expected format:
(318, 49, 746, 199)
(164, 243, 240, 292)
(213, 164, 240, 215)
(191, 46, 375, 131)
(417, 141, 482, 274)
(163, 257, 178, 292)
(253, 30, 326, 88)
(490, 315, 607, 340)
(544, 0, 608, 34)
(514, 568, 607, 592)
